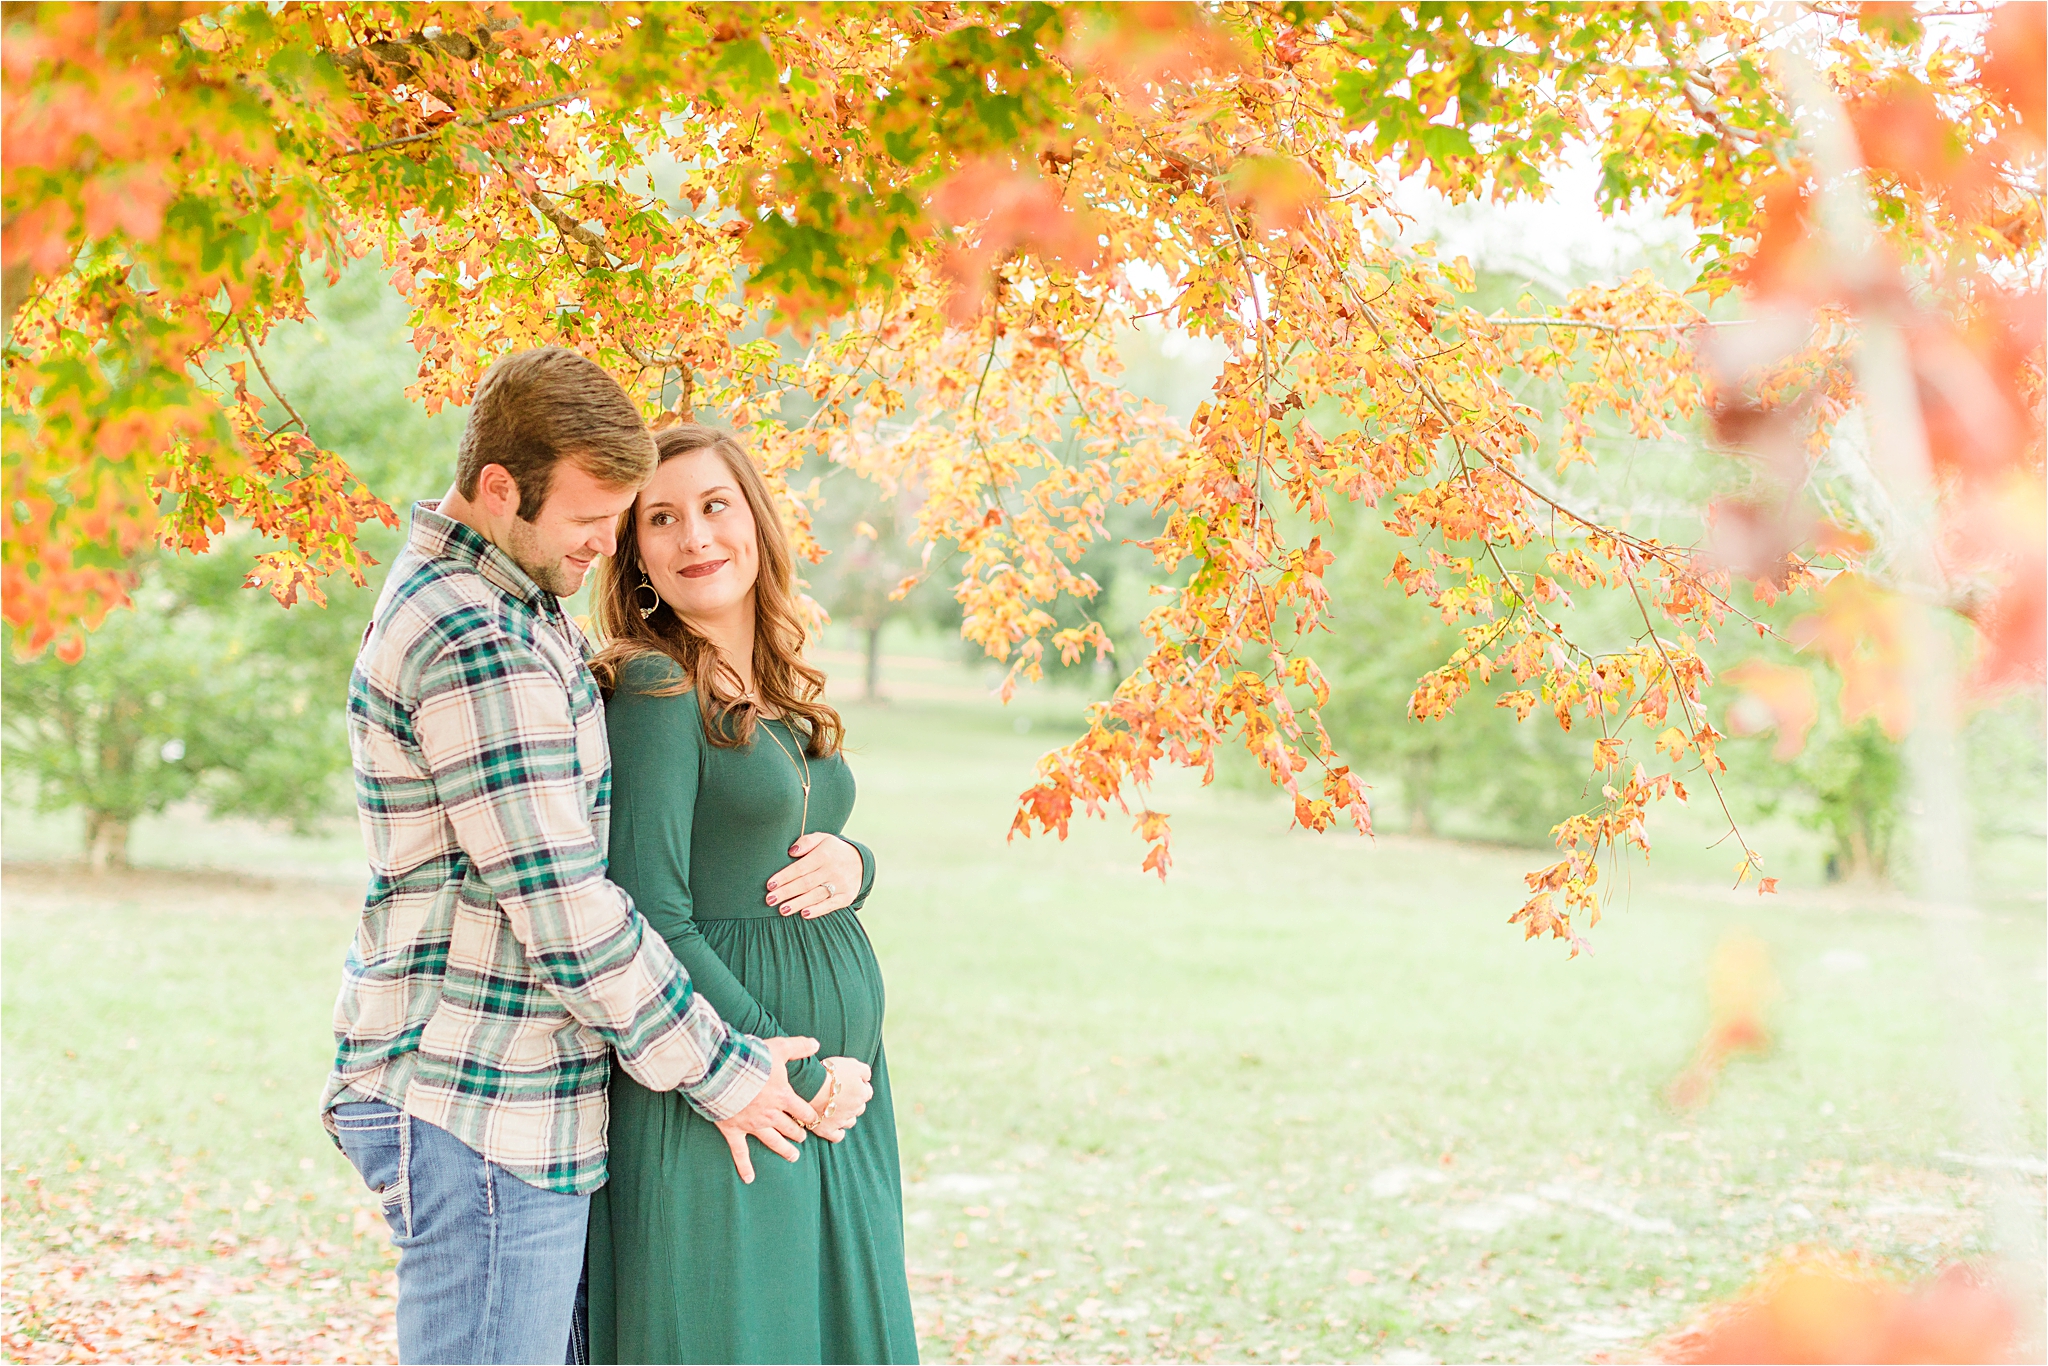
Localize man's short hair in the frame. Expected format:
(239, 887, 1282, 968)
(455, 348, 656, 520)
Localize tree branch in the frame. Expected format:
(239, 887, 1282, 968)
(329, 19, 518, 80)
(1638, 1, 1776, 155)
(519, 183, 617, 268)
(344, 90, 587, 158)
(1622, 571, 1758, 884)
(1477, 315, 1742, 333)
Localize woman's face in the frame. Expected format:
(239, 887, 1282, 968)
(634, 447, 761, 625)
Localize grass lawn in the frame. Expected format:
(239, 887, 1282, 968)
(4, 658, 2043, 1363)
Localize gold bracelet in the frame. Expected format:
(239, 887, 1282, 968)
(804, 1069, 841, 1131)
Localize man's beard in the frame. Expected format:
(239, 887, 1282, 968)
(502, 517, 580, 597)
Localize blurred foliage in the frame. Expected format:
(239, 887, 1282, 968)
(1713, 590, 2045, 886)
(1963, 689, 2048, 843)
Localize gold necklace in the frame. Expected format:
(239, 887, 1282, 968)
(759, 715, 812, 833)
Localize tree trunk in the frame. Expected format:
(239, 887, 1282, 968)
(1403, 753, 1436, 837)
(863, 623, 883, 701)
(89, 696, 138, 871)
(86, 811, 130, 872)
(1844, 825, 1881, 883)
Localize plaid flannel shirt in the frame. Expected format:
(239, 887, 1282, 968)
(321, 501, 769, 1194)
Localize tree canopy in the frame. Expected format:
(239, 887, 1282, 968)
(5, 1, 2041, 949)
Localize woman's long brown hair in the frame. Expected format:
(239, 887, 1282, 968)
(589, 422, 843, 758)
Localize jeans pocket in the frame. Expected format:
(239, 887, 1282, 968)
(333, 1103, 411, 1237)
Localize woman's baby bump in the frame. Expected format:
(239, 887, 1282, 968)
(698, 916, 887, 1064)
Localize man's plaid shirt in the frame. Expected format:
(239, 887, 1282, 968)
(321, 502, 769, 1194)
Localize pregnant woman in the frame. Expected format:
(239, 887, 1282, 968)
(583, 422, 917, 1364)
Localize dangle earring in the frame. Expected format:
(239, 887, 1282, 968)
(634, 570, 661, 621)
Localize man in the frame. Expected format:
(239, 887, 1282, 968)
(321, 348, 865, 1364)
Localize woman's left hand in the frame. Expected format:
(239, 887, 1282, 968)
(765, 832, 862, 918)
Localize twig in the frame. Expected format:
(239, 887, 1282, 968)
(1129, 281, 1194, 322)
(1490, 461, 1786, 640)
(616, 336, 686, 370)
(235, 322, 310, 435)
(798, 323, 888, 438)
(1622, 570, 1756, 883)
(964, 318, 1016, 518)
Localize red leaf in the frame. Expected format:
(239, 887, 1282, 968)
(1850, 79, 1988, 202)
(1982, 2, 2047, 141)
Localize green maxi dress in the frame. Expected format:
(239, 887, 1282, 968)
(586, 654, 918, 1365)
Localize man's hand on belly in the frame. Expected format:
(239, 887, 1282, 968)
(765, 833, 863, 918)
(715, 1035, 821, 1183)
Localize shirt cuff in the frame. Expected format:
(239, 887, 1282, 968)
(682, 1030, 772, 1122)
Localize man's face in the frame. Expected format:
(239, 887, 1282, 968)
(503, 462, 640, 597)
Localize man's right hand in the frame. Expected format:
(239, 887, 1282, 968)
(714, 1036, 820, 1184)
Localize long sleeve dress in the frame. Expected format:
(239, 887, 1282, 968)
(584, 654, 917, 1365)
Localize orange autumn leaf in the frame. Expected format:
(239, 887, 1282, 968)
(1791, 575, 1912, 738)
(1721, 659, 1819, 760)
(1657, 1249, 2019, 1364)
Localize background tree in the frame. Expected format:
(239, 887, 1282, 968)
(1, 542, 358, 869)
(1319, 514, 1593, 842)
(802, 456, 956, 700)
(1792, 718, 1903, 884)
(1726, 672, 1903, 885)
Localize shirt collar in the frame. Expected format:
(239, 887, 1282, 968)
(408, 500, 547, 607)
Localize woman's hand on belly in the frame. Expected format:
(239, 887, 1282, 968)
(765, 832, 864, 918)
(806, 1055, 874, 1141)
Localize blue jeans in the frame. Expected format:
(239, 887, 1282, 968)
(332, 1102, 590, 1365)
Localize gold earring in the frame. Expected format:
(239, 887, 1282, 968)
(635, 571, 661, 620)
